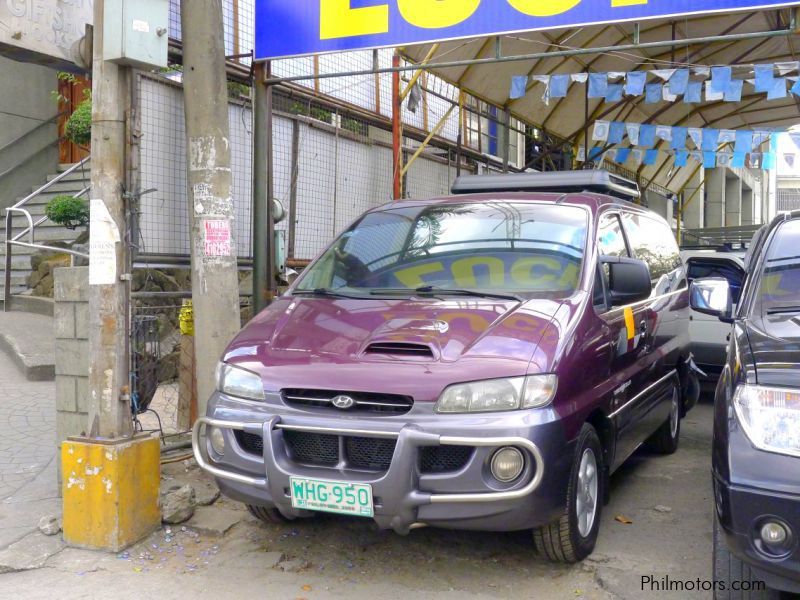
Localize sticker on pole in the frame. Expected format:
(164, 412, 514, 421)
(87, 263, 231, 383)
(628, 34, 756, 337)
(89, 199, 120, 286)
(203, 219, 232, 257)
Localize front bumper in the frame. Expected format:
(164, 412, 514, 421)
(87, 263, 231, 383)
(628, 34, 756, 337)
(192, 402, 573, 534)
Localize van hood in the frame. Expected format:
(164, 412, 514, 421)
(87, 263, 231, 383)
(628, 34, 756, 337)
(224, 296, 563, 402)
(747, 314, 800, 388)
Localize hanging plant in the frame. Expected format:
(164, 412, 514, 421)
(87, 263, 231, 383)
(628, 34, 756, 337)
(45, 195, 89, 230)
(65, 97, 92, 147)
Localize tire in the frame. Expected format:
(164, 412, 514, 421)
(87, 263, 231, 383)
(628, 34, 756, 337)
(246, 504, 293, 524)
(645, 384, 681, 455)
(713, 512, 780, 600)
(533, 424, 604, 563)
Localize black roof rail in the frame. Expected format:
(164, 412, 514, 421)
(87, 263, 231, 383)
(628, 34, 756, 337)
(450, 170, 641, 202)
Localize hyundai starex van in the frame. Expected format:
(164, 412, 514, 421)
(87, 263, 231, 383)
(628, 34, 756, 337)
(192, 171, 699, 562)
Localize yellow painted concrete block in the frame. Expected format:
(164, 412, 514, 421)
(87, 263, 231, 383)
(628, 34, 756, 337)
(62, 434, 161, 552)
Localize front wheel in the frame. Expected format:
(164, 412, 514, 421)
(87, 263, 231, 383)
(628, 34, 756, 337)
(246, 504, 294, 524)
(533, 424, 604, 563)
(713, 512, 780, 599)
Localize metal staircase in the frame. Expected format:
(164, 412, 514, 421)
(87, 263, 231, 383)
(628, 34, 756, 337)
(2, 158, 91, 305)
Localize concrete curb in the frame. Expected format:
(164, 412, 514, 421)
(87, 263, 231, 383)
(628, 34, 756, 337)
(0, 330, 54, 382)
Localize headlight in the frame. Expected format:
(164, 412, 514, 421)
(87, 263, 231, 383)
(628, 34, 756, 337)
(434, 375, 557, 413)
(733, 385, 800, 458)
(216, 362, 265, 401)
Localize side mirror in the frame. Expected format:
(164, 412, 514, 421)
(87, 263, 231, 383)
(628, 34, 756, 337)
(690, 278, 733, 323)
(601, 255, 652, 306)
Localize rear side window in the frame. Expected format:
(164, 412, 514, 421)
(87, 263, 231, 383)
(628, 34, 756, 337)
(686, 258, 744, 304)
(621, 213, 683, 286)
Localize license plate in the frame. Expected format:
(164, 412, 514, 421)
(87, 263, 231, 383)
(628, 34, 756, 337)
(289, 477, 374, 517)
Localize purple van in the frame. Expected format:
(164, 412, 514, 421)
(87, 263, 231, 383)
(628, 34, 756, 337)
(192, 172, 699, 562)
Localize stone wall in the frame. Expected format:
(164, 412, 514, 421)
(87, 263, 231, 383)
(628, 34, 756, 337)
(53, 267, 89, 480)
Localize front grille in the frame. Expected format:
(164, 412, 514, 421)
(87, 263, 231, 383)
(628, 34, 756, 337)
(420, 446, 473, 473)
(283, 430, 339, 465)
(346, 436, 397, 470)
(280, 431, 397, 471)
(235, 431, 264, 455)
(282, 388, 413, 415)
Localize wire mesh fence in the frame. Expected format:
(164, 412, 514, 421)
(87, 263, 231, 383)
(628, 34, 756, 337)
(131, 292, 254, 435)
(135, 70, 489, 262)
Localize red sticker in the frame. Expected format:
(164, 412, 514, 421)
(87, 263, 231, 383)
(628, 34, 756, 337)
(204, 220, 231, 257)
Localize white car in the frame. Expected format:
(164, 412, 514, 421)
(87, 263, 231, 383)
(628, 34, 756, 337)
(681, 248, 746, 388)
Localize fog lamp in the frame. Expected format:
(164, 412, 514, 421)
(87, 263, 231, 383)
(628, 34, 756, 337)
(761, 521, 789, 546)
(490, 447, 524, 483)
(209, 427, 226, 455)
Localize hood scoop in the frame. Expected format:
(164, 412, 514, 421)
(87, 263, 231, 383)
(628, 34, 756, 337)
(363, 342, 435, 359)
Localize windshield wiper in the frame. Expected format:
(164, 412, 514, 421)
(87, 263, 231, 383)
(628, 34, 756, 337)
(766, 302, 800, 315)
(370, 286, 522, 302)
(292, 288, 363, 299)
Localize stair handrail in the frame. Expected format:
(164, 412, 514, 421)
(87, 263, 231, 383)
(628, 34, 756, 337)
(3, 156, 91, 309)
(0, 112, 64, 184)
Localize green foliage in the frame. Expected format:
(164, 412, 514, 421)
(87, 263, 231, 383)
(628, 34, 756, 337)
(310, 107, 333, 123)
(227, 81, 250, 99)
(65, 98, 92, 147)
(341, 117, 364, 135)
(289, 102, 308, 116)
(45, 195, 89, 230)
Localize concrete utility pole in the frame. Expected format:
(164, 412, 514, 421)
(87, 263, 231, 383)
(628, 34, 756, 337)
(87, 0, 132, 439)
(181, 0, 242, 414)
(62, 0, 161, 553)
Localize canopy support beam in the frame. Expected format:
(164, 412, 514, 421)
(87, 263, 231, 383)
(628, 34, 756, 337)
(263, 28, 795, 85)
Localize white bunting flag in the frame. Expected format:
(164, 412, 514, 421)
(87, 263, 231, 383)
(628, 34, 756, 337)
(655, 125, 673, 142)
(688, 128, 703, 148)
(592, 120, 610, 142)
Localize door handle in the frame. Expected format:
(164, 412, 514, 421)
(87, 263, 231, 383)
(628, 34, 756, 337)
(639, 319, 648, 334)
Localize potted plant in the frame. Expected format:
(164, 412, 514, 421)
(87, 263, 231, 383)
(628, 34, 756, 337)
(44, 195, 89, 230)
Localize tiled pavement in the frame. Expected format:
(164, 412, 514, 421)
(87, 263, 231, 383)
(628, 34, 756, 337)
(0, 347, 58, 548)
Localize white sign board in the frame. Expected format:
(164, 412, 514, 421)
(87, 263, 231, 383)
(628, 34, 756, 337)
(0, 0, 93, 68)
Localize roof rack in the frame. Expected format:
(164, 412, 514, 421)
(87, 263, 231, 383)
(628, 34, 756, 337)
(450, 170, 640, 201)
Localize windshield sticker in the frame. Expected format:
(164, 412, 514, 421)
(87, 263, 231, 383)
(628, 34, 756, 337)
(389, 253, 580, 291)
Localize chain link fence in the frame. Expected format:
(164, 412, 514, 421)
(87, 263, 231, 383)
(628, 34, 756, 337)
(134, 70, 489, 262)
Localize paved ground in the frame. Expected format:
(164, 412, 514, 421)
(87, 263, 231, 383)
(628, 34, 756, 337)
(0, 349, 58, 550)
(0, 359, 718, 600)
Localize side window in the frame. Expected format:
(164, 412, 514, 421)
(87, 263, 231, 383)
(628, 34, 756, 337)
(595, 214, 626, 311)
(597, 214, 629, 258)
(686, 258, 745, 304)
(620, 212, 684, 293)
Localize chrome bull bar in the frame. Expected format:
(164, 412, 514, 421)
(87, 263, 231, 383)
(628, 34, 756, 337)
(192, 416, 545, 503)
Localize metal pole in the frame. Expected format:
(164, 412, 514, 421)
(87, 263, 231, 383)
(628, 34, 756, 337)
(252, 63, 268, 313)
(182, 0, 243, 417)
(264, 28, 794, 85)
(265, 62, 276, 297)
(502, 106, 511, 173)
(583, 73, 589, 168)
(3, 214, 11, 310)
(392, 53, 402, 200)
(288, 118, 299, 259)
(86, 0, 132, 438)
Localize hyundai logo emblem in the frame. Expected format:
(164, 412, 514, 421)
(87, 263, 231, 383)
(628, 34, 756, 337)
(331, 395, 356, 410)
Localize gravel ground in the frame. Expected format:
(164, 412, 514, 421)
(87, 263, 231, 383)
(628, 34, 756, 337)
(0, 400, 715, 600)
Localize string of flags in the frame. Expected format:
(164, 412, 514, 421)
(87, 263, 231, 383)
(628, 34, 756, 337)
(510, 61, 800, 105)
(582, 120, 782, 169)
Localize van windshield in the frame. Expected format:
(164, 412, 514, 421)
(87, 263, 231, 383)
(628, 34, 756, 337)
(294, 201, 587, 298)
